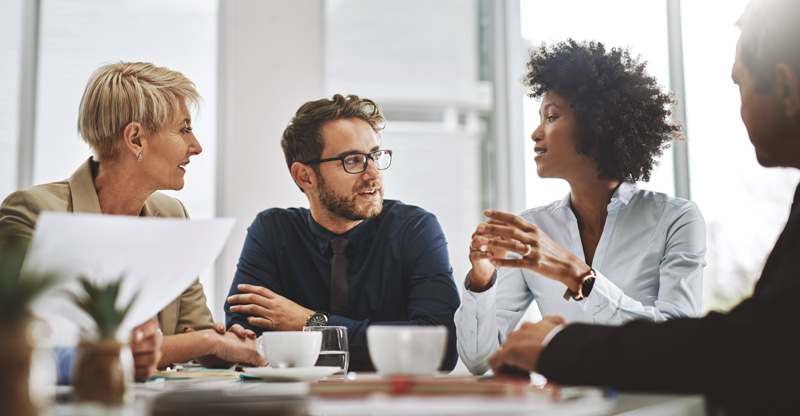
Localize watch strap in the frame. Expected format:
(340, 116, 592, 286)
(563, 268, 597, 301)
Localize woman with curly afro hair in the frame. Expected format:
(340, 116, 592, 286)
(455, 40, 707, 375)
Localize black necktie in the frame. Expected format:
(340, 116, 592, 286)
(330, 236, 350, 317)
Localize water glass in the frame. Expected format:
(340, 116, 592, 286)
(302, 326, 349, 374)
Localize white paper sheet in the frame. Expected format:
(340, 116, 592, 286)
(23, 212, 234, 346)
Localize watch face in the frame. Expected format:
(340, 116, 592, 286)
(307, 314, 327, 327)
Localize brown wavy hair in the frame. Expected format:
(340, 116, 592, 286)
(281, 94, 385, 192)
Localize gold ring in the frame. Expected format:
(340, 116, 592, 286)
(524, 244, 532, 256)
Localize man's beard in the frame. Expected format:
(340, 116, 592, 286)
(317, 174, 383, 221)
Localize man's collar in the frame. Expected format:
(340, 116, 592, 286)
(307, 209, 380, 255)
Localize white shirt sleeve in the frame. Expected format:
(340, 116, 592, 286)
(575, 202, 706, 323)
(455, 266, 533, 375)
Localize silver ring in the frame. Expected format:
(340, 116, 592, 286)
(523, 244, 532, 256)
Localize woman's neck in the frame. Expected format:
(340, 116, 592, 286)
(568, 178, 621, 234)
(92, 158, 154, 216)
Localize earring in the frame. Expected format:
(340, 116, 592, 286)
(137, 152, 142, 161)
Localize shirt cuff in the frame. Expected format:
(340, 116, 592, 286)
(576, 269, 622, 322)
(541, 324, 565, 348)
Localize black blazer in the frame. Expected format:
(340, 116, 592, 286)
(538, 184, 800, 415)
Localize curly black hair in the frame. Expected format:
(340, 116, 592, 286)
(524, 39, 681, 182)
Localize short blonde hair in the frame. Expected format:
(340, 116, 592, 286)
(77, 61, 201, 161)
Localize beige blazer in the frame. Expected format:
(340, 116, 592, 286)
(0, 157, 214, 335)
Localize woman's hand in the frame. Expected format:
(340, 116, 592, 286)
(468, 214, 513, 292)
(209, 322, 256, 340)
(202, 330, 266, 367)
(131, 318, 162, 381)
(479, 210, 590, 292)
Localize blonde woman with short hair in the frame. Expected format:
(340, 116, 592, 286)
(0, 62, 266, 381)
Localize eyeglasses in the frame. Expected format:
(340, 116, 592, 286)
(304, 149, 393, 174)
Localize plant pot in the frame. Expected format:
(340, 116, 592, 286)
(0, 318, 35, 416)
(72, 338, 132, 404)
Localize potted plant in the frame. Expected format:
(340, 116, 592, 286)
(0, 238, 56, 416)
(68, 277, 137, 405)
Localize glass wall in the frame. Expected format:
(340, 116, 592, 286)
(0, 0, 24, 198)
(325, 0, 488, 284)
(682, 0, 800, 311)
(35, 0, 218, 220)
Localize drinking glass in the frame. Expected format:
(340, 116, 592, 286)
(302, 326, 349, 374)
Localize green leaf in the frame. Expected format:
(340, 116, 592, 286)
(68, 276, 139, 340)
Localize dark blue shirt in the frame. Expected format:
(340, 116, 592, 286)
(224, 200, 460, 372)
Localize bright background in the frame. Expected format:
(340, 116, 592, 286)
(3, 1, 798, 369)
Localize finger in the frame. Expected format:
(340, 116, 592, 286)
(229, 324, 249, 340)
(485, 217, 508, 226)
(133, 317, 159, 342)
(477, 223, 529, 242)
(237, 284, 277, 298)
(488, 346, 509, 373)
(227, 293, 271, 308)
(213, 322, 226, 334)
(247, 316, 275, 330)
(489, 254, 550, 270)
(470, 235, 491, 251)
(131, 335, 159, 353)
(229, 303, 272, 318)
(469, 250, 494, 262)
(484, 238, 530, 255)
(485, 210, 537, 233)
(542, 315, 568, 326)
(132, 350, 159, 367)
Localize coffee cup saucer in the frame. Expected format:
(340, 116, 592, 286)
(244, 366, 340, 380)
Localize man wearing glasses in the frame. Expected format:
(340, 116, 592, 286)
(224, 94, 460, 372)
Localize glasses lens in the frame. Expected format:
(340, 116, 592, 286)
(373, 150, 392, 170)
(343, 154, 367, 173)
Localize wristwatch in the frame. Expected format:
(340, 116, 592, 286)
(306, 311, 330, 327)
(563, 268, 597, 301)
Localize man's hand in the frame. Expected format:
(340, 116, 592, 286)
(131, 317, 162, 382)
(227, 284, 314, 331)
(488, 315, 568, 377)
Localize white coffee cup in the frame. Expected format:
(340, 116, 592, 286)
(367, 325, 447, 375)
(256, 331, 322, 368)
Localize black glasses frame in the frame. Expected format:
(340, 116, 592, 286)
(304, 149, 393, 174)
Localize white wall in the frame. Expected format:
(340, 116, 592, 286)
(214, 0, 324, 319)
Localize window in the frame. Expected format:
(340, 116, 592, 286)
(32, 0, 218, 310)
(682, 0, 800, 311)
(0, 0, 24, 198)
(520, 0, 674, 209)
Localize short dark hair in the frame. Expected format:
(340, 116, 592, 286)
(281, 94, 385, 192)
(736, 0, 800, 93)
(524, 39, 681, 183)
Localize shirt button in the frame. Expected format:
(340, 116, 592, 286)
(592, 305, 601, 313)
(466, 299, 475, 305)
(468, 330, 475, 336)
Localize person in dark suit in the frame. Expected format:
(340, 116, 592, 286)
(487, 0, 800, 414)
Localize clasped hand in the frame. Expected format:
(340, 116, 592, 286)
(227, 284, 314, 331)
(469, 209, 589, 292)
